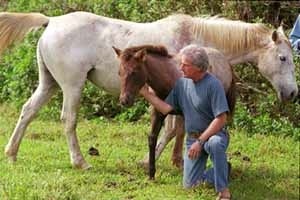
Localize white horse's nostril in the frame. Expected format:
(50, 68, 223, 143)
(290, 91, 295, 98)
(280, 89, 298, 101)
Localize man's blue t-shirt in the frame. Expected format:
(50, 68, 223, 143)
(165, 73, 229, 134)
(289, 14, 300, 53)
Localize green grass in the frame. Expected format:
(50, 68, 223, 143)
(0, 104, 299, 200)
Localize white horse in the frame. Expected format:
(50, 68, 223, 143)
(1, 12, 297, 171)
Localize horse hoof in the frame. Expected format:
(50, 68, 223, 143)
(172, 158, 183, 169)
(5, 148, 17, 162)
(82, 163, 92, 170)
(6, 155, 17, 163)
(73, 161, 92, 170)
(5, 153, 17, 163)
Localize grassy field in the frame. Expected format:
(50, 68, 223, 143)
(0, 104, 299, 200)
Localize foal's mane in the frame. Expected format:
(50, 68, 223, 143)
(122, 44, 171, 60)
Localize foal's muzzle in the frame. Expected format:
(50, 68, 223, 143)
(119, 93, 135, 107)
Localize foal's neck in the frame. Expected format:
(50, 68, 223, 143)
(144, 55, 181, 98)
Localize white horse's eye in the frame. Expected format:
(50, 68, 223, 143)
(279, 56, 286, 62)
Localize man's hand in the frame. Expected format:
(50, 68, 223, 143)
(188, 141, 202, 160)
(139, 84, 173, 115)
(139, 85, 149, 96)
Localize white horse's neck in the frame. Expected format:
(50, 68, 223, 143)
(227, 51, 259, 65)
(190, 16, 271, 66)
(225, 45, 271, 65)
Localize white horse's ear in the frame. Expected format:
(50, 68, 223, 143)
(134, 49, 146, 62)
(272, 26, 285, 43)
(272, 30, 279, 43)
(277, 25, 284, 34)
(112, 46, 121, 57)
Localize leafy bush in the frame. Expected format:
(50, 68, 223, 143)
(233, 100, 300, 140)
(115, 100, 149, 122)
(233, 54, 300, 139)
(0, 32, 39, 105)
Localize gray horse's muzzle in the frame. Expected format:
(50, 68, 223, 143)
(278, 86, 298, 102)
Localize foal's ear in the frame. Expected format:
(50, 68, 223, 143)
(112, 46, 122, 57)
(134, 49, 146, 62)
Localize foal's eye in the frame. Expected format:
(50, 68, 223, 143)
(131, 71, 137, 76)
(279, 56, 286, 62)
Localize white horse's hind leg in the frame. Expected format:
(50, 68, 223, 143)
(60, 81, 91, 170)
(5, 50, 57, 161)
(171, 116, 184, 168)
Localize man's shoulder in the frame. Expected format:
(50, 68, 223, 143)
(202, 73, 225, 93)
(204, 73, 222, 85)
(175, 77, 191, 86)
(177, 77, 189, 82)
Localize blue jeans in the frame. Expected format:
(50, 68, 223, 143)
(183, 131, 229, 192)
(290, 14, 300, 53)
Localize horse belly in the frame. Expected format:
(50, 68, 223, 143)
(87, 65, 121, 96)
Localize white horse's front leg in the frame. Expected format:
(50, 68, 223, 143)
(61, 86, 91, 170)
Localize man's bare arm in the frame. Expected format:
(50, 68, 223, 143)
(139, 87, 173, 115)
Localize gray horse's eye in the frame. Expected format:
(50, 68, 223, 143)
(279, 56, 286, 62)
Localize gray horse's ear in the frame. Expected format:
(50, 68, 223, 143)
(112, 46, 121, 57)
(277, 25, 284, 34)
(272, 30, 279, 43)
(134, 49, 146, 62)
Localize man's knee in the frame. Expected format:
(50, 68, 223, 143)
(207, 135, 226, 153)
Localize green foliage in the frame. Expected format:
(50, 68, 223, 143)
(115, 100, 149, 122)
(0, 32, 39, 105)
(80, 83, 122, 119)
(233, 101, 300, 140)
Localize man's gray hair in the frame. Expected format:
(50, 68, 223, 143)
(179, 44, 209, 71)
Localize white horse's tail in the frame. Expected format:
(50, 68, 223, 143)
(0, 12, 49, 54)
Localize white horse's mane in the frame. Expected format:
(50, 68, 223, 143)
(164, 14, 273, 54)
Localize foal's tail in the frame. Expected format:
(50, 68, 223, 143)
(226, 69, 237, 122)
(0, 12, 49, 54)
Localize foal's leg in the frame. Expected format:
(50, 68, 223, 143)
(140, 114, 174, 167)
(141, 115, 184, 168)
(148, 109, 166, 179)
(5, 50, 57, 161)
(60, 80, 90, 170)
